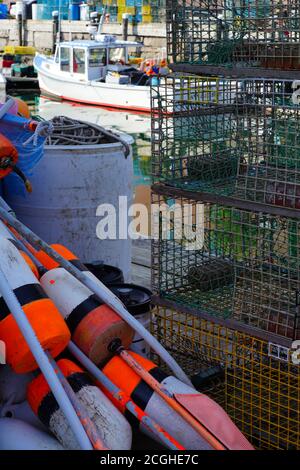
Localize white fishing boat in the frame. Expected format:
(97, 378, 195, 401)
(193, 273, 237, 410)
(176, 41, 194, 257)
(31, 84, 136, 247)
(34, 35, 154, 113)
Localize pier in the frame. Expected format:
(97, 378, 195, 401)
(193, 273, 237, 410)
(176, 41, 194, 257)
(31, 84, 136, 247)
(0, 19, 166, 57)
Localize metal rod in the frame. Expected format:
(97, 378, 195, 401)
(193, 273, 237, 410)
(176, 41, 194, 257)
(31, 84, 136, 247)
(151, 183, 300, 220)
(122, 13, 129, 42)
(17, 12, 23, 47)
(0, 98, 15, 120)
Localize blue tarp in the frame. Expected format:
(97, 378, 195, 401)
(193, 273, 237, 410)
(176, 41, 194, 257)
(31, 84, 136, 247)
(1, 114, 47, 196)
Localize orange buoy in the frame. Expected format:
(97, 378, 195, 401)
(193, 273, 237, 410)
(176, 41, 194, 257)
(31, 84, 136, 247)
(102, 351, 253, 450)
(14, 97, 31, 119)
(36, 243, 122, 286)
(40, 267, 134, 365)
(0, 238, 70, 373)
(0, 134, 18, 180)
(20, 252, 39, 279)
(27, 359, 132, 450)
(35, 244, 82, 271)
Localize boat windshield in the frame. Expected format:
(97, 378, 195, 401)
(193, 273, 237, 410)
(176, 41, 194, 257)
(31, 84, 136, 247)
(73, 48, 85, 74)
(89, 48, 107, 67)
(109, 47, 126, 64)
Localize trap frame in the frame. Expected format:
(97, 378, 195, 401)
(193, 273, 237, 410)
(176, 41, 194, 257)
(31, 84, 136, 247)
(151, 75, 300, 213)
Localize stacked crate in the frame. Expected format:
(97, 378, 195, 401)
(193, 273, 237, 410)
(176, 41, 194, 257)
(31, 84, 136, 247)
(106, 0, 165, 23)
(35, 0, 165, 22)
(151, 1, 300, 449)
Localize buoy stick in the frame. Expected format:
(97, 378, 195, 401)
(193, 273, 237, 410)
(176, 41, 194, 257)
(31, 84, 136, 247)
(45, 352, 108, 450)
(4, 232, 182, 450)
(0, 98, 15, 120)
(8, 225, 45, 271)
(68, 341, 185, 451)
(116, 347, 226, 451)
(5, 234, 184, 451)
(0, 266, 93, 450)
(0, 203, 192, 386)
(0, 196, 15, 216)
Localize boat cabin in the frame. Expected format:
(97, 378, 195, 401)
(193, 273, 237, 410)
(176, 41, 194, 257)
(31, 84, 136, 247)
(54, 36, 144, 83)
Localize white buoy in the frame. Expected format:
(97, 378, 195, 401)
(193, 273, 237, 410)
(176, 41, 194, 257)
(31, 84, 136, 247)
(0, 418, 64, 450)
(0, 365, 34, 404)
(27, 359, 132, 450)
(0, 400, 47, 432)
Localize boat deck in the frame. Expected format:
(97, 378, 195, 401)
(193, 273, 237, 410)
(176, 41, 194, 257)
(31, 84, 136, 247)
(131, 239, 151, 290)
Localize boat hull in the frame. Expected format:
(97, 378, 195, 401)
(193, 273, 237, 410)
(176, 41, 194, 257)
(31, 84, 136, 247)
(36, 60, 151, 113)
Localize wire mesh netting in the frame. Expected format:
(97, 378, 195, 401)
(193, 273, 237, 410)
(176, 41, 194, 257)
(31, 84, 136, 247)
(226, 334, 300, 449)
(151, 304, 300, 450)
(152, 75, 300, 211)
(151, 306, 230, 405)
(151, 191, 300, 339)
(167, 0, 300, 71)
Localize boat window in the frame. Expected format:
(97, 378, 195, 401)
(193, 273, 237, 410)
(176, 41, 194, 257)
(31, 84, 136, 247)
(73, 48, 86, 74)
(109, 47, 125, 64)
(89, 48, 107, 67)
(60, 47, 71, 72)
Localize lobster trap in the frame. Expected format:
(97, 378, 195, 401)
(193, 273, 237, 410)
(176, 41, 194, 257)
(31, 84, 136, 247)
(151, 189, 300, 339)
(167, 0, 300, 73)
(152, 75, 300, 212)
(151, 304, 230, 404)
(151, 303, 300, 450)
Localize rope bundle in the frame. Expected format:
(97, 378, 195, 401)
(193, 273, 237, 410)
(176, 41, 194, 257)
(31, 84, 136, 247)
(45, 116, 130, 157)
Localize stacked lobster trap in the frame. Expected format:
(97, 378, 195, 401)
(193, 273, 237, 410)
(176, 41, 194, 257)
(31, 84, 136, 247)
(167, 0, 300, 74)
(150, 0, 300, 450)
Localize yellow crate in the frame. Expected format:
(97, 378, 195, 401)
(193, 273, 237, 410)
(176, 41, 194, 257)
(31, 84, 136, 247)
(151, 303, 300, 450)
(142, 14, 152, 23)
(142, 5, 151, 15)
(4, 46, 36, 56)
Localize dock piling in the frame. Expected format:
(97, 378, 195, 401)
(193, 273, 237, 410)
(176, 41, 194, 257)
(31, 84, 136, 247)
(17, 13, 23, 46)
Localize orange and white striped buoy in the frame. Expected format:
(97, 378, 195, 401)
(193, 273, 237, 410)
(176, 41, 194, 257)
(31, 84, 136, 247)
(35, 244, 105, 284)
(0, 238, 70, 373)
(35, 244, 79, 271)
(102, 351, 252, 450)
(40, 266, 134, 365)
(27, 359, 132, 450)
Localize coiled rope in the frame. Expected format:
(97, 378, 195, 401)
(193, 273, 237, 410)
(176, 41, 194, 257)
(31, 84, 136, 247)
(23, 121, 55, 147)
(45, 116, 130, 158)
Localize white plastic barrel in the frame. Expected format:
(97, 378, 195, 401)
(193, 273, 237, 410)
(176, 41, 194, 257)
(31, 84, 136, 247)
(130, 311, 151, 357)
(31, 3, 38, 20)
(15, 1, 25, 18)
(80, 3, 89, 21)
(4, 136, 133, 281)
